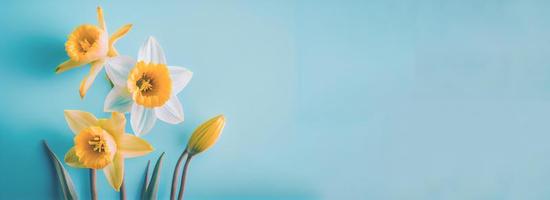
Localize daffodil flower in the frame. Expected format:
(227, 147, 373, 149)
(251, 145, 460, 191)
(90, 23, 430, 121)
(63, 110, 154, 191)
(104, 36, 193, 136)
(56, 7, 132, 98)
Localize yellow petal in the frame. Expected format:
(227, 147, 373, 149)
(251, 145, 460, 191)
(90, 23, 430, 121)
(55, 59, 87, 74)
(64, 110, 99, 134)
(118, 134, 154, 158)
(103, 153, 124, 191)
(107, 24, 133, 57)
(64, 147, 86, 168)
(98, 112, 126, 140)
(187, 115, 226, 155)
(79, 59, 105, 98)
(97, 6, 106, 30)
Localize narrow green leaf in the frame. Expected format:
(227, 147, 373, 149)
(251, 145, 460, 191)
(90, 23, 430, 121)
(140, 160, 151, 200)
(43, 140, 78, 200)
(105, 74, 114, 88)
(143, 152, 165, 200)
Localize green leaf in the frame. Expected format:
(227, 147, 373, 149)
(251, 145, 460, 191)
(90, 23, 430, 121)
(140, 160, 151, 200)
(43, 140, 78, 200)
(143, 152, 165, 200)
(105, 74, 114, 88)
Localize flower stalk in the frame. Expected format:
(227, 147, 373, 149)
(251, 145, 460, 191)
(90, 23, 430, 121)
(120, 178, 126, 200)
(90, 169, 97, 200)
(177, 155, 193, 200)
(173, 115, 225, 200)
(170, 150, 188, 200)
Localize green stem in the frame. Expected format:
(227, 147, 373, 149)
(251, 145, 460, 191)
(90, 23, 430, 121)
(171, 150, 188, 200)
(141, 160, 151, 200)
(90, 169, 97, 200)
(120, 178, 126, 200)
(177, 155, 193, 200)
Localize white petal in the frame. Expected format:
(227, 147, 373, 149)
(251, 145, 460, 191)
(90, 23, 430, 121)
(155, 97, 184, 124)
(138, 36, 166, 64)
(105, 56, 135, 87)
(131, 104, 157, 136)
(104, 87, 133, 113)
(169, 66, 193, 94)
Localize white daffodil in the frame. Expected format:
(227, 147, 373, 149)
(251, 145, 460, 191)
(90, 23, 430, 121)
(104, 36, 193, 136)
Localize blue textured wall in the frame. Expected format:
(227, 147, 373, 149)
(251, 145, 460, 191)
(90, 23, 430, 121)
(2, 0, 550, 199)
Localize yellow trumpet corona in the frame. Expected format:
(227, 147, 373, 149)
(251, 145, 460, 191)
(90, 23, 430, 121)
(65, 24, 108, 63)
(186, 115, 226, 155)
(127, 61, 173, 108)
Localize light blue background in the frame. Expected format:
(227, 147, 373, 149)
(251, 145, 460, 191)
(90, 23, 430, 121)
(2, 0, 550, 199)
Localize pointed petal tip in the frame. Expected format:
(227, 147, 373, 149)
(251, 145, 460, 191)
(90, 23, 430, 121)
(120, 24, 133, 33)
(79, 89, 86, 99)
(63, 110, 78, 115)
(79, 78, 87, 99)
(145, 142, 155, 152)
(138, 36, 166, 64)
(146, 36, 160, 45)
(215, 114, 226, 121)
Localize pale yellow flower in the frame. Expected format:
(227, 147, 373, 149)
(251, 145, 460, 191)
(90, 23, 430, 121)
(56, 7, 132, 98)
(63, 110, 154, 191)
(187, 115, 226, 155)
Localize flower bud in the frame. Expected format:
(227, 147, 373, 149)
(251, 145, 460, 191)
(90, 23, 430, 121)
(186, 115, 226, 155)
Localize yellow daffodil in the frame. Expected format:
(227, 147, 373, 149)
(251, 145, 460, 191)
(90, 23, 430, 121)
(56, 7, 132, 98)
(63, 110, 154, 191)
(104, 36, 193, 136)
(187, 115, 226, 155)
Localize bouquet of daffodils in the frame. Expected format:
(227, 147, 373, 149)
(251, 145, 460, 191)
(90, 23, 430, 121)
(44, 7, 226, 200)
